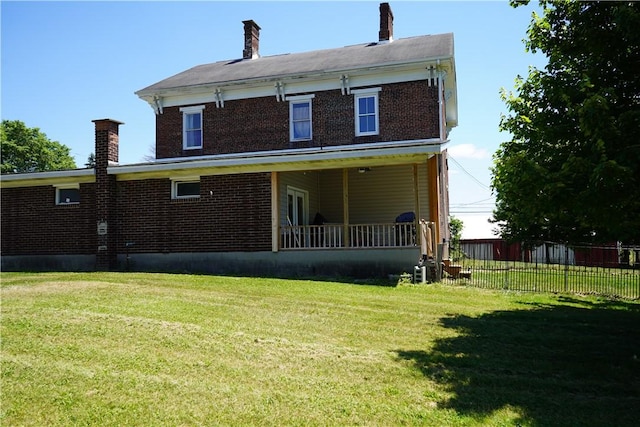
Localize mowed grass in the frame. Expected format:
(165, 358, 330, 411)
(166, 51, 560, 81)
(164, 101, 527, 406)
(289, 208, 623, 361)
(1, 272, 639, 426)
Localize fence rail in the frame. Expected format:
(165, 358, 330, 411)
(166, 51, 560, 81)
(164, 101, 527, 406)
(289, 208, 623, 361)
(450, 241, 640, 300)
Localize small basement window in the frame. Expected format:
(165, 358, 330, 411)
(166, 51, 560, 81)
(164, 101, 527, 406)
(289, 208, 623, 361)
(56, 185, 80, 205)
(172, 178, 200, 199)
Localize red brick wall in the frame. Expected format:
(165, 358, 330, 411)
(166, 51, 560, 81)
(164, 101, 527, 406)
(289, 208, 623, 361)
(115, 173, 272, 253)
(156, 81, 440, 159)
(0, 184, 96, 255)
(2, 173, 271, 257)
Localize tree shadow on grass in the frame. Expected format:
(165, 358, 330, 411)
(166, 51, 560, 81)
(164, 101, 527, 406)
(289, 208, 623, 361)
(396, 297, 640, 426)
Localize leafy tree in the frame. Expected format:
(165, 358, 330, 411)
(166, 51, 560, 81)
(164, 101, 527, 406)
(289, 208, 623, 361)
(449, 216, 464, 260)
(85, 153, 96, 168)
(492, 1, 640, 244)
(1, 120, 77, 174)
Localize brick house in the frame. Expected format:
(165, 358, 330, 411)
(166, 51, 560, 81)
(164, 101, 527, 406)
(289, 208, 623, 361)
(1, 3, 458, 278)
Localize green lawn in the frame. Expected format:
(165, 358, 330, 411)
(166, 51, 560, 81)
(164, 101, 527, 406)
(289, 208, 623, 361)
(1, 272, 639, 426)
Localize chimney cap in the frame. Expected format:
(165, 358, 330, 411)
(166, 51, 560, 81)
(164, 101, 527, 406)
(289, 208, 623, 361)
(92, 118, 125, 125)
(242, 19, 261, 30)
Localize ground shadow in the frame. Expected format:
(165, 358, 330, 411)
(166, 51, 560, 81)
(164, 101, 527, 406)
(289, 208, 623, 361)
(396, 297, 640, 426)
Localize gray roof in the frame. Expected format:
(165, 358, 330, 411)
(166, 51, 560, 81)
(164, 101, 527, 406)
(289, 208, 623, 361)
(136, 33, 454, 95)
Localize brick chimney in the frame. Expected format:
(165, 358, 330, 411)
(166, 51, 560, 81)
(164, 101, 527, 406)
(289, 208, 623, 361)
(92, 118, 123, 271)
(379, 3, 394, 43)
(242, 20, 261, 59)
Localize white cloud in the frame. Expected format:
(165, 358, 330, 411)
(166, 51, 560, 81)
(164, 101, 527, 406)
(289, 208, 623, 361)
(448, 143, 490, 160)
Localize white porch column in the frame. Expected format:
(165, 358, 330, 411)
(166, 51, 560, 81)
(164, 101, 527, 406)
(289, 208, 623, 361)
(343, 168, 350, 247)
(271, 171, 279, 252)
(413, 163, 421, 222)
(428, 155, 441, 243)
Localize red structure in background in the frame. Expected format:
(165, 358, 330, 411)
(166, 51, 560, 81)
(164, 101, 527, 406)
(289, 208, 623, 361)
(460, 239, 637, 268)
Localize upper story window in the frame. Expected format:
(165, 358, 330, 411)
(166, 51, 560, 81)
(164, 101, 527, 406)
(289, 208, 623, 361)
(171, 177, 200, 199)
(288, 95, 314, 142)
(180, 105, 205, 150)
(353, 88, 381, 136)
(55, 184, 80, 205)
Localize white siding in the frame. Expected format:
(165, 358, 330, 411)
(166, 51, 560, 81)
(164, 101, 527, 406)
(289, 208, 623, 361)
(279, 171, 319, 225)
(318, 164, 430, 224)
(318, 169, 344, 223)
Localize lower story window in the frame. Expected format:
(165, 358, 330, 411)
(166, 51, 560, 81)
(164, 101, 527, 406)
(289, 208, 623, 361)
(172, 178, 200, 199)
(56, 185, 80, 205)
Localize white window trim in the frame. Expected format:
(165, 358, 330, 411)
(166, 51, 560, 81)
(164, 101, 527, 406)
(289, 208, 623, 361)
(171, 176, 200, 199)
(180, 105, 205, 150)
(287, 95, 314, 142)
(353, 87, 381, 137)
(54, 183, 80, 205)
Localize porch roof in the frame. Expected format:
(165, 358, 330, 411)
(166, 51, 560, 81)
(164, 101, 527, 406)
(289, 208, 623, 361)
(108, 138, 447, 181)
(0, 168, 95, 188)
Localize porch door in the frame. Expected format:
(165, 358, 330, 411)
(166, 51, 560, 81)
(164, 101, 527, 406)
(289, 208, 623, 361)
(287, 187, 308, 247)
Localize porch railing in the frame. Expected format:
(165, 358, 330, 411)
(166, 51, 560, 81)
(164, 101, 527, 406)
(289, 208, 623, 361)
(281, 223, 416, 249)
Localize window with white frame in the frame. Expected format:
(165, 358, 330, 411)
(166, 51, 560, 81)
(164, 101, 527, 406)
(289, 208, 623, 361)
(180, 105, 205, 150)
(172, 178, 200, 199)
(353, 88, 381, 136)
(288, 95, 314, 141)
(286, 186, 309, 226)
(55, 184, 80, 205)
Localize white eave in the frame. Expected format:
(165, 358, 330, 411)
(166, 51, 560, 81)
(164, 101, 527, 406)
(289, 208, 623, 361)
(135, 56, 455, 99)
(0, 168, 95, 188)
(109, 138, 448, 181)
(135, 33, 458, 128)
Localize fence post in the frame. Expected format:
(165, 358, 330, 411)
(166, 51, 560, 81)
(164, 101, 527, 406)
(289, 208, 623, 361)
(564, 245, 569, 292)
(504, 254, 509, 290)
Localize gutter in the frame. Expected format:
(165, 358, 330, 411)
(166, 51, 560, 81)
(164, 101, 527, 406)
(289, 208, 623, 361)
(1, 168, 95, 188)
(0, 168, 94, 182)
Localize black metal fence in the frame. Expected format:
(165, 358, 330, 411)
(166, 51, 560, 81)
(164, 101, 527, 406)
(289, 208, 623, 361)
(446, 240, 640, 300)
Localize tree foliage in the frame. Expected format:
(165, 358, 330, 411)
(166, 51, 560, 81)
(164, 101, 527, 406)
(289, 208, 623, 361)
(449, 216, 464, 260)
(1, 120, 77, 174)
(85, 153, 96, 168)
(449, 216, 464, 245)
(492, 0, 640, 244)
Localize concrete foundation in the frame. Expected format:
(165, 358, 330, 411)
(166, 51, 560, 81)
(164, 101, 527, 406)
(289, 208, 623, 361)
(0, 249, 418, 280)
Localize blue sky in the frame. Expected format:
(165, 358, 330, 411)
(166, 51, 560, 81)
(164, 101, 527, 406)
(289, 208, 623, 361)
(1, 1, 546, 239)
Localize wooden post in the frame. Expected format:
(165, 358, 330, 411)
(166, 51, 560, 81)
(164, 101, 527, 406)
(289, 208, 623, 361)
(427, 155, 441, 244)
(413, 164, 421, 224)
(271, 171, 279, 252)
(343, 168, 350, 248)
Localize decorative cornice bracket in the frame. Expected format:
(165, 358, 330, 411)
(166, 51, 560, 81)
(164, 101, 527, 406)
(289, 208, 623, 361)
(274, 81, 286, 102)
(340, 74, 350, 95)
(214, 88, 225, 108)
(152, 95, 164, 115)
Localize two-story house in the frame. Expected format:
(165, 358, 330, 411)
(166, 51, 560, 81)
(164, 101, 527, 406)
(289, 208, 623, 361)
(1, 3, 457, 278)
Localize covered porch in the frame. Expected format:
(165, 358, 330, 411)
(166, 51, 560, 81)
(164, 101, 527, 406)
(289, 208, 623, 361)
(271, 155, 448, 253)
